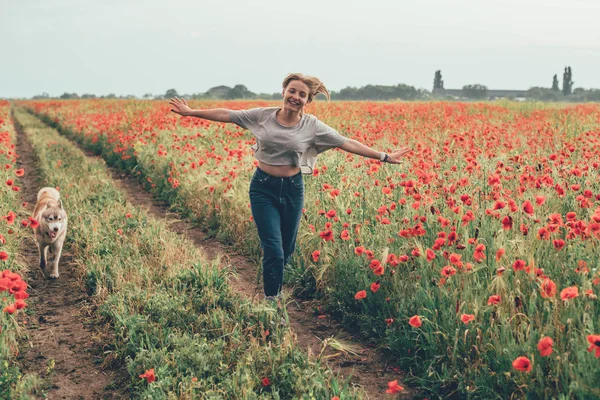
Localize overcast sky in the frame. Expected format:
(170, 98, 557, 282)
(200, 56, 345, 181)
(2, 0, 599, 98)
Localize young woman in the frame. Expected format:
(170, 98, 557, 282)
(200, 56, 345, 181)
(169, 73, 410, 300)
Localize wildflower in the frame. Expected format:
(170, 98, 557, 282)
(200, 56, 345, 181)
(587, 335, 600, 358)
(261, 377, 271, 387)
(473, 243, 486, 262)
(319, 230, 334, 242)
(487, 295, 501, 305)
(385, 318, 394, 326)
(426, 248, 436, 262)
(312, 250, 320, 262)
(553, 239, 565, 251)
(0, 251, 8, 261)
(541, 279, 557, 298)
(139, 369, 156, 383)
(560, 286, 579, 301)
(535, 195, 546, 206)
(15, 169, 24, 177)
(441, 265, 456, 277)
(354, 290, 367, 300)
(409, 315, 422, 328)
(370, 281, 381, 293)
(354, 246, 365, 256)
(460, 314, 475, 325)
(386, 380, 404, 394)
(512, 356, 532, 372)
(537, 337, 553, 357)
(522, 200, 534, 215)
(513, 259, 526, 271)
(3, 304, 16, 314)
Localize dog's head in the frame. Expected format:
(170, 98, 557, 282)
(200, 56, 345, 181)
(40, 200, 67, 240)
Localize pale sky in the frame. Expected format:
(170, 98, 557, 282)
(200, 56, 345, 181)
(2, 0, 599, 98)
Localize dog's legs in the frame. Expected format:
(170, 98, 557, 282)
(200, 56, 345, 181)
(48, 238, 64, 279)
(38, 242, 48, 271)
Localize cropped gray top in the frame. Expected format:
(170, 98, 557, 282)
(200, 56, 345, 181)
(229, 107, 348, 174)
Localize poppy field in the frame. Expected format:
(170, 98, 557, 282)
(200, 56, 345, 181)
(17, 99, 600, 398)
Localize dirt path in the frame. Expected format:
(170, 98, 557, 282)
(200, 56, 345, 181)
(13, 112, 128, 400)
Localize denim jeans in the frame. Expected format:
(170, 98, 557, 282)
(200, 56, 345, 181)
(249, 167, 304, 297)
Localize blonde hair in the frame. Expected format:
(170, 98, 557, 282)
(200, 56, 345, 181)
(282, 73, 330, 102)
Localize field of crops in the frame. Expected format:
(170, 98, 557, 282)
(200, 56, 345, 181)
(4, 98, 600, 398)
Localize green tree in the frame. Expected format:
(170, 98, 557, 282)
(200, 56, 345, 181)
(552, 74, 559, 91)
(461, 84, 488, 100)
(227, 84, 256, 99)
(433, 70, 444, 90)
(562, 67, 573, 95)
(165, 88, 179, 98)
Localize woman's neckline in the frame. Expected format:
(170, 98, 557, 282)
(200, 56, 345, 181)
(275, 108, 304, 128)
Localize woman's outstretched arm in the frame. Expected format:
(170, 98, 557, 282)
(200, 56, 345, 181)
(169, 97, 231, 122)
(340, 139, 410, 164)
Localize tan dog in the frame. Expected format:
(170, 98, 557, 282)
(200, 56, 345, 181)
(32, 187, 68, 279)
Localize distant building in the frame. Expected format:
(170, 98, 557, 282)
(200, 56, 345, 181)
(433, 88, 528, 100)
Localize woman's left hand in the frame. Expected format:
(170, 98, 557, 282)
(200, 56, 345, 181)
(386, 147, 411, 164)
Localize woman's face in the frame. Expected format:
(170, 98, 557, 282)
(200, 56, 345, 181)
(282, 80, 311, 112)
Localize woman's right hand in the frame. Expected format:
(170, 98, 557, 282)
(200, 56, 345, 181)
(169, 97, 193, 116)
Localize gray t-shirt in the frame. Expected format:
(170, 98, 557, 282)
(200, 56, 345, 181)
(229, 107, 348, 174)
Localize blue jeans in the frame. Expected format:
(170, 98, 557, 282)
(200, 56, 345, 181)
(249, 167, 304, 297)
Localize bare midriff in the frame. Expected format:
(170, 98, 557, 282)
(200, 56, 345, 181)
(257, 161, 301, 177)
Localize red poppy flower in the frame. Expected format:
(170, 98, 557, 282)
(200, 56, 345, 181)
(553, 239, 565, 251)
(587, 335, 600, 358)
(512, 356, 532, 372)
(354, 290, 367, 300)
(473, 243, 486, 262)
(441, 265, 456, 277)
(487, 295, 501, 305)
(312, 250, 320, 262)
(3, 304, 16, 314)
(535, 195, 546, 206)
(385, 318, 394, 326)
(501, 215, 513, 230)
(340, 230, 350, 240)
(5, 179, 13, 186)
(460, 314, 475, 325)
(409, 315, 422, 328)
(522, 200, 534, 215)
(370, 281, 380, 293)
(541, 279, 557, 298)
(560, 286, 579, 300)
(386, 380, 404, 394)
(319, 230, 334, 241)
(537, 336, 553, 357)
(0, 251, 8, 261)
(261, 377, 271, 387)
(426, 248, 436, 262)
(512, 259, 526, 271)
(139, 368, 156, 383)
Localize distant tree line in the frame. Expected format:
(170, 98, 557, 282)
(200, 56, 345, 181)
(23, 66, 598, 102)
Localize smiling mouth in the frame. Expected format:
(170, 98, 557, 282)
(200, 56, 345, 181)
(288, 100, 301, 106)
(49, 231, 58, 240)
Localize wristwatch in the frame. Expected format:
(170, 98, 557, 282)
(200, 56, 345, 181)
(380, 152, 389, 162)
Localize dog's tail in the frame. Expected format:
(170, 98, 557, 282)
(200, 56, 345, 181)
(37, 187, 61, 202)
